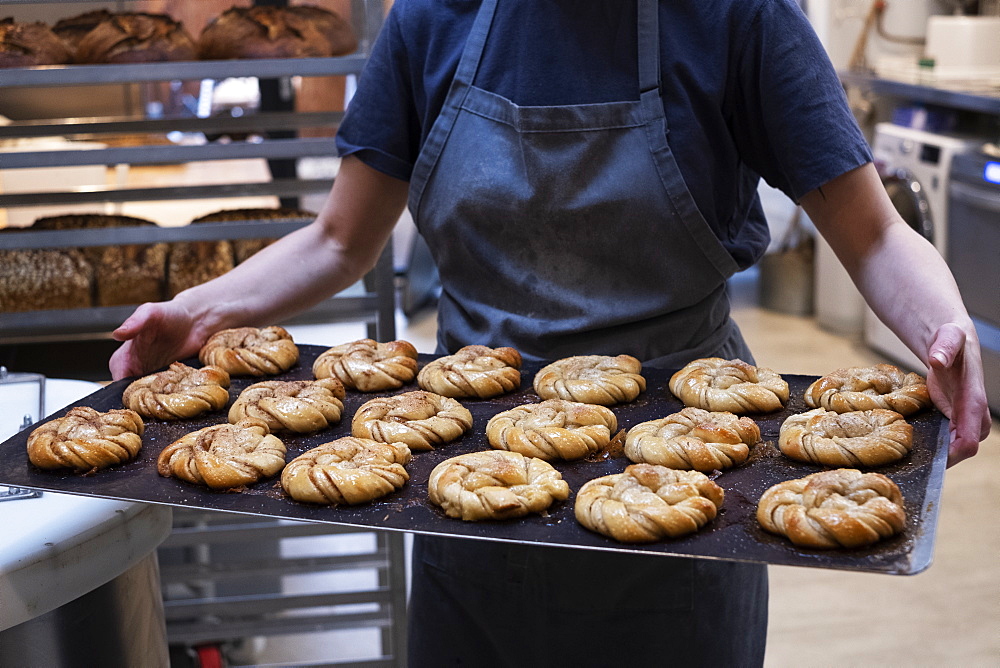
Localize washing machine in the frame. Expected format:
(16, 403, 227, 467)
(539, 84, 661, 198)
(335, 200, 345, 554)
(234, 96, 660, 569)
(864, 123, 982, 372)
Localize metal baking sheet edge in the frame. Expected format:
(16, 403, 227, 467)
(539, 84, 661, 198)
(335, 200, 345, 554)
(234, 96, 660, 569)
(0, 346, 950, 575)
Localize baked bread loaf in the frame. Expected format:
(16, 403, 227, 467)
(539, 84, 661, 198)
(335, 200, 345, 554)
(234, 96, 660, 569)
(575, 464, 724, 543)
(27, 406, 143, 472)
(32, 214, 166, 307)
(51, 9, 112, 56)
(123, 361, 230, 420)
(198, 5, 357, 60)
(756, 468, 906, 549)
(352, 390, 473, 451)
(0, 247, 92, 312)
(0, 18, 73, 68)
(199, 326, 299, 376)
(428, 450, 570, 521)
(280, 437, 411, 505)
(74, 12, 197, 64)
(167, 210, 244, 297)
(229, 378, 345, 434)
(778, 407, 913, 467)
(804, 364, 931, 416)
(624, 407, 761, 472)
(533, 354, 646, 406)
(669, 357, 789, 413)
(313, 338, 419, 392)
(157, 418, 286, 490)
(485, 399, 618, 461)
(190, 207, 315, 264)
(417, 345, 522, 399)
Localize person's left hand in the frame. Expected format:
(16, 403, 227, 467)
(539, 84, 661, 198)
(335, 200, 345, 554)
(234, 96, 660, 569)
(925, 322, 992, 466)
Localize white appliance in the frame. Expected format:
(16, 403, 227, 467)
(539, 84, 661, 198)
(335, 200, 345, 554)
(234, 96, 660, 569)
(864, 123, 982, 371)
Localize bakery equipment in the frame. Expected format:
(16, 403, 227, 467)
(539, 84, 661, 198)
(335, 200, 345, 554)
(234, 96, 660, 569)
(925, 15, 1000, 76)
(0, 347, 950, 576)
(864, 123, 982, 371)
(947, 151, 1000, 415)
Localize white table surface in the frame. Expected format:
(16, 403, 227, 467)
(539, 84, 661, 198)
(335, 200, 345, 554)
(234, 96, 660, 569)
(0, 379, 173, 631)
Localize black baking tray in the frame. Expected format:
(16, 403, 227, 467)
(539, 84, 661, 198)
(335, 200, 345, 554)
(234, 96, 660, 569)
(0, 346, 949, 575)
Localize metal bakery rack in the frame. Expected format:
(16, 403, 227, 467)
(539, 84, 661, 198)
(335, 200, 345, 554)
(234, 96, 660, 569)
(0, 2, 406, 665)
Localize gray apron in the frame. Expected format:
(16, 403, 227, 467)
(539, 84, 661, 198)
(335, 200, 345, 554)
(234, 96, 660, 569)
(406, 0, 767, 664)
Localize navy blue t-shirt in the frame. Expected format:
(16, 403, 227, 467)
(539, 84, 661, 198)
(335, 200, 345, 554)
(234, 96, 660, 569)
(336, 0, 872, 269)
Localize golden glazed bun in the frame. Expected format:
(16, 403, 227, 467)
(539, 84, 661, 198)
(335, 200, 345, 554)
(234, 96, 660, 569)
(624, 407, 761, 472)
(533, 354, 646, 406)
(157, 418, 286, 490)
(198, 5, 357, 60)
(803, 363, 931, 416)
(313, 338, 419, 392)
(417, 345, 522, 399)
(428, 450, 570, 521)
(27, 406, 144, 472)
(352, 390, 473, 452)
(123, 361, 230, 421)
(669, 357, 789, 413)
(199, 326, 299, 377)
(575, 464, 724, 543)
(778, 407, 913, 467)
(0, 18, 73, 68)
(281, 437, 411, 505)
(756, 468, 906, 549)
(485, 399, 618, 462)
(229, 378, 345, 434)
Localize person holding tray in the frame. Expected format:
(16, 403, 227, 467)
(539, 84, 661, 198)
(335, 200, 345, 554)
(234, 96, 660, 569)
(110, 0, 991, 665)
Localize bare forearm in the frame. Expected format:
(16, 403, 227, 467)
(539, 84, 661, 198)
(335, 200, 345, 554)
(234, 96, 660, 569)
(804, 163, 971, 360)
(171, 222, 371, 334)
(846, 218, 974, 364)
(171, 156, 407, 337)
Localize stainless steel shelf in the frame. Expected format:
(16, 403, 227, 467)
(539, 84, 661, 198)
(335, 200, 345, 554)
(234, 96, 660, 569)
(1, 136, 338, 169)
(0, 111, 344, 139)
(839, 70, 1000, 116)
(0, 56, 370, 88)
(0, 178, 335, 209)
(0, 218, 312, 249)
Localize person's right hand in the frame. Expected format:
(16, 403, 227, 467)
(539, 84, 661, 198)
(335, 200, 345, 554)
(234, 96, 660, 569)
(109, 300, 209, 380)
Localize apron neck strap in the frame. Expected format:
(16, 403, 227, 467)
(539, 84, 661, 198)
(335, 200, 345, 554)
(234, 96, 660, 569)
(453, 0, 498, 87)
(637, 0, 661, 95)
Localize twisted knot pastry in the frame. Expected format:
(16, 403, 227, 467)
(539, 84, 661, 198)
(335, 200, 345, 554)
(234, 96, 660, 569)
(533, 354, 645, 406)
(485, 399, 618, 461)
(199, 326, 299, 376)
(778, 408, 913, 467)
(352, 390, 473, 451)
(756, 469, 906, 549)
(624, 407, 761, 472)
(669, 357, 789, 413)
(27, 406, 144, 472)
(229, 378, 345, 434)
(281, 437, 411, 505)
(575, 464, 724, 543)
(428, 450, 570, 521)
(804, 364, 931, 416)
(313, 338, 419, 391)
(123, 362, 230, 420)
(417, 345, 522, 399)
(157, 418, 286, 490)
